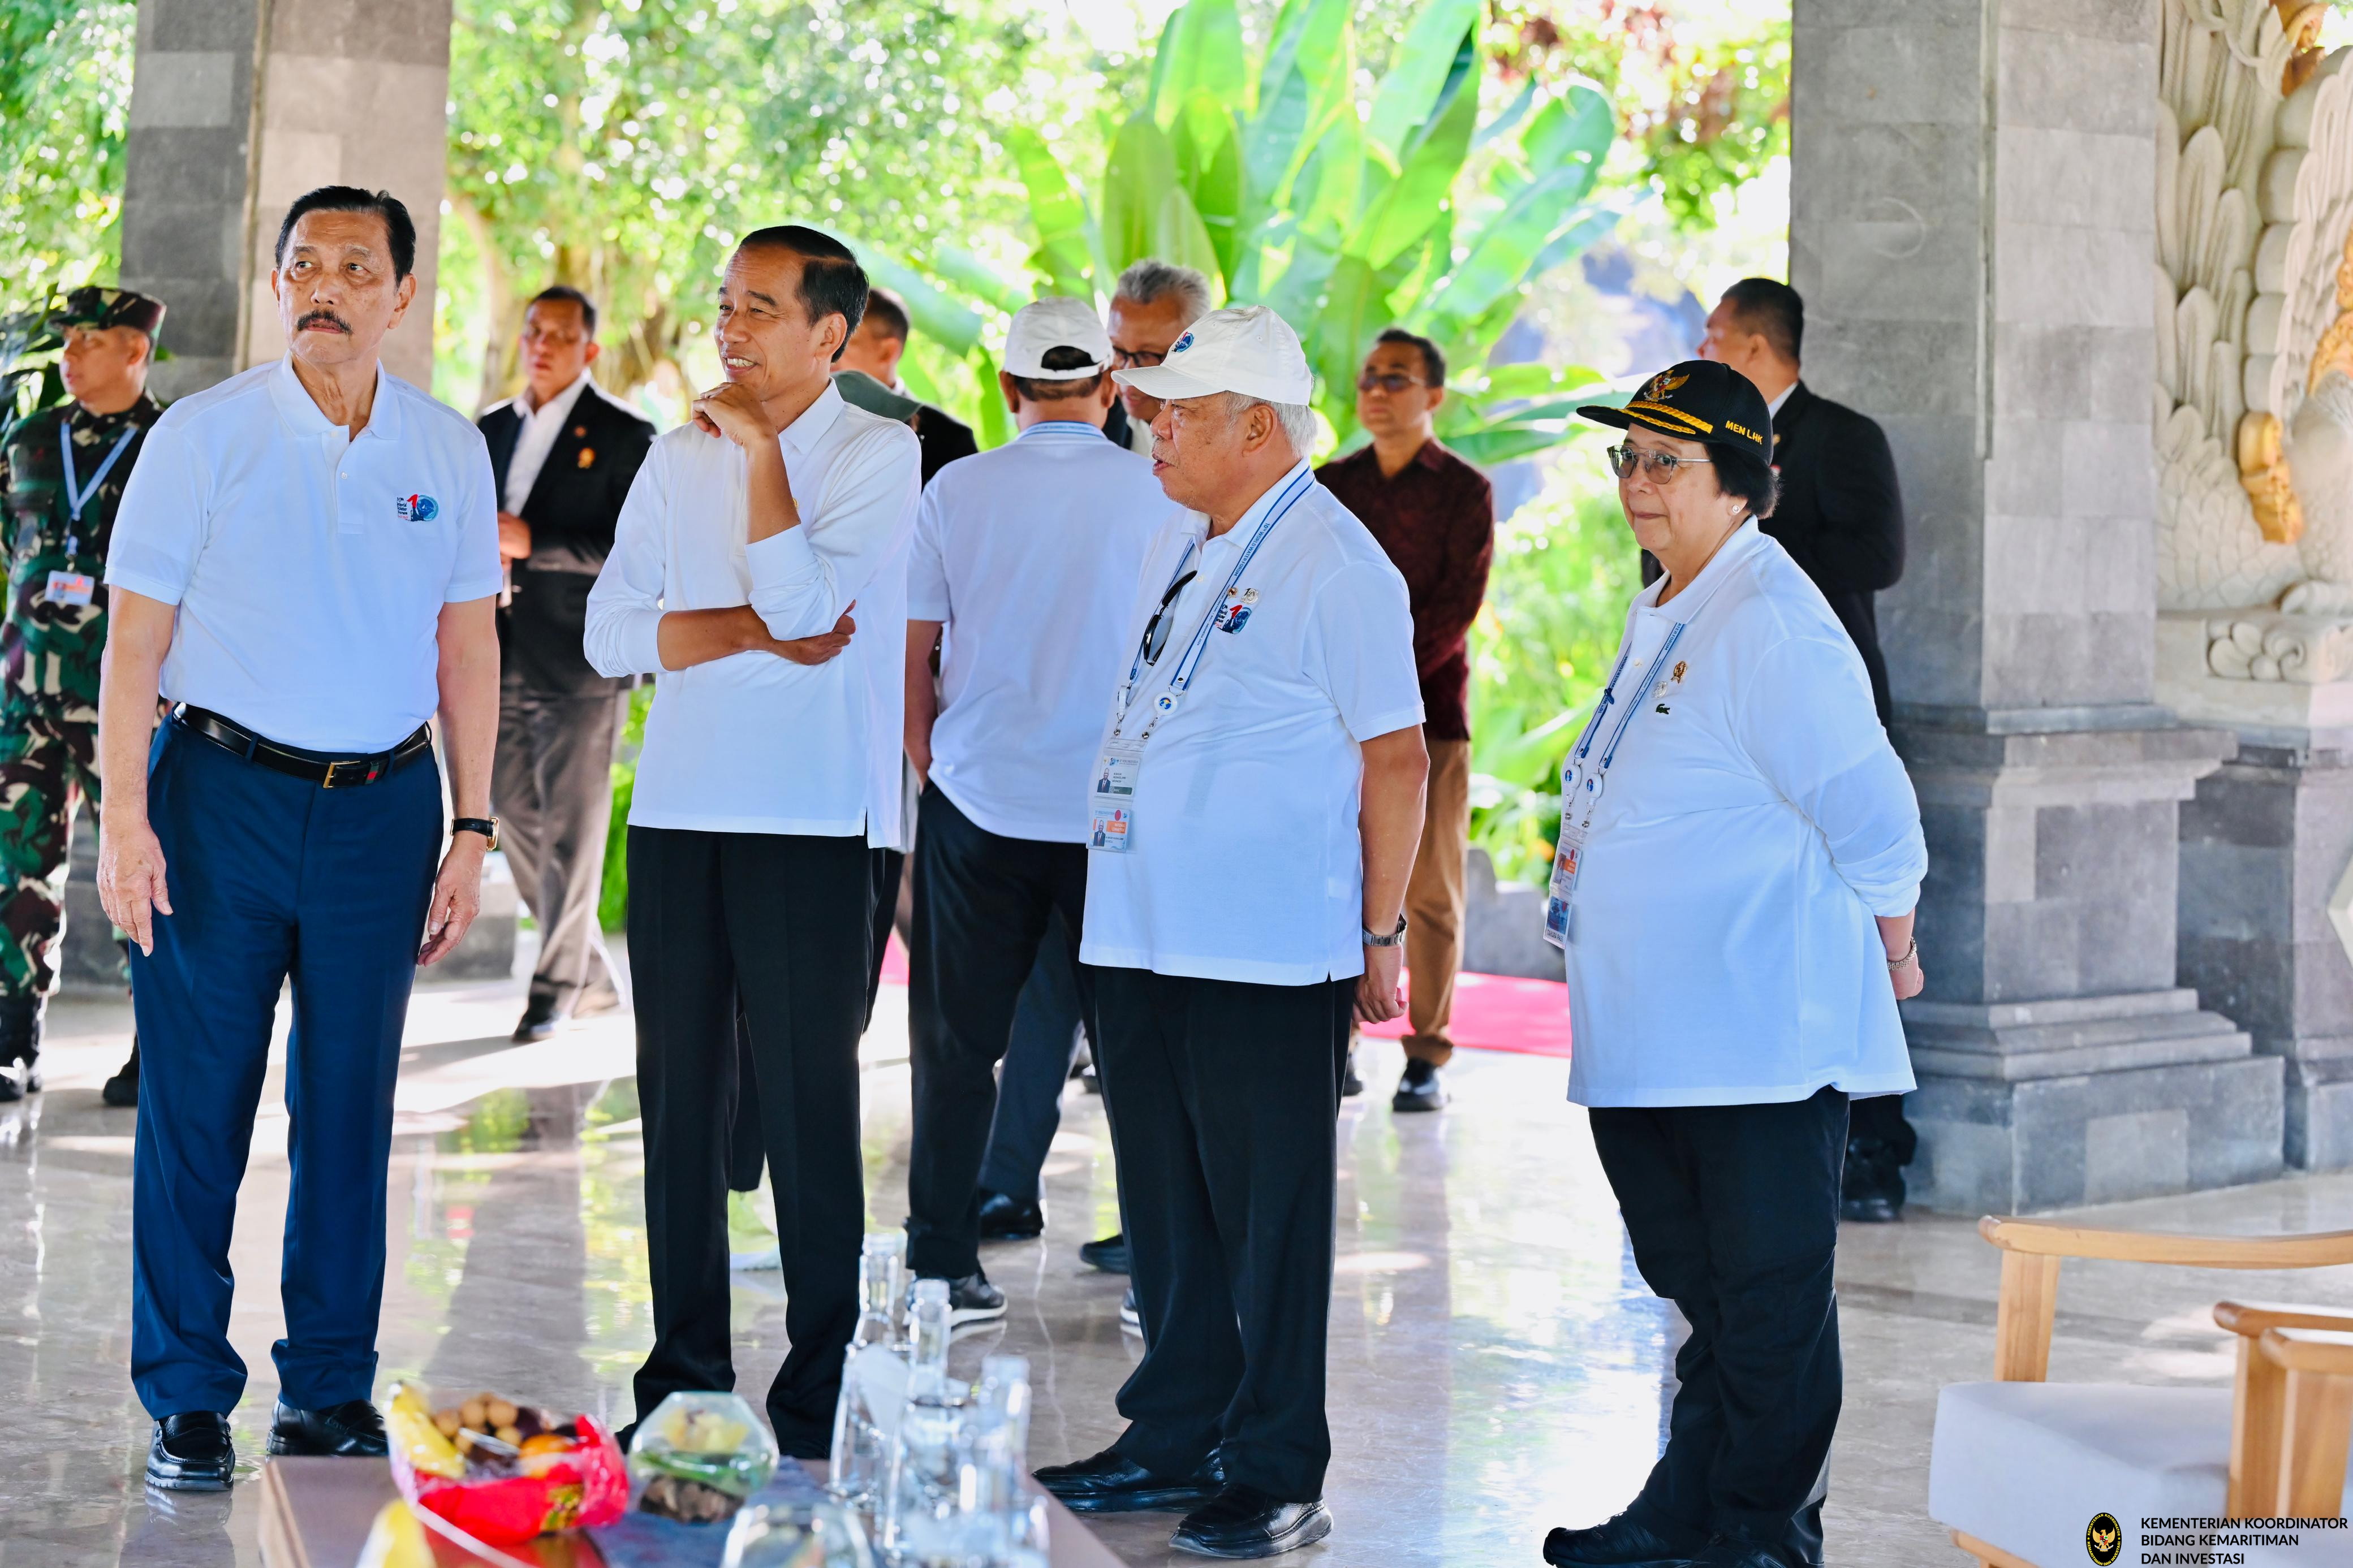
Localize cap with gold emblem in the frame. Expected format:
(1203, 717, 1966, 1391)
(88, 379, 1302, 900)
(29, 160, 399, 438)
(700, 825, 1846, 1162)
(1577, 358, 1770, 461)
(54, 286, 166, 340)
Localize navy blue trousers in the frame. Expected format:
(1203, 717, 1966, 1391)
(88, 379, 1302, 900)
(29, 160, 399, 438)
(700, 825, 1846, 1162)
(130, 718, 441, 1417)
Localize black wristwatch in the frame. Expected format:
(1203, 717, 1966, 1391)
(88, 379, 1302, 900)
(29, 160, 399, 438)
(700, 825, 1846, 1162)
(1362, 913, 1408, 948)
(452, 816, 500, 852)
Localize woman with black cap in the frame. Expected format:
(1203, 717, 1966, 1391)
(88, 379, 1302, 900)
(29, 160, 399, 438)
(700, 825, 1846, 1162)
(1539, 360, 1927, 1568)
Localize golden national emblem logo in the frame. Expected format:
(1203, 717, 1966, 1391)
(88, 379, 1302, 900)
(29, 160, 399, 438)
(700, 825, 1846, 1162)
(1642, 370, 1690, 401)
(2085, 1512, 2123, 1566)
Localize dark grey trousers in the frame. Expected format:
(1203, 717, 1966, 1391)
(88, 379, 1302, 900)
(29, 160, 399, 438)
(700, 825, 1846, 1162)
(492, 681, 624, 1014)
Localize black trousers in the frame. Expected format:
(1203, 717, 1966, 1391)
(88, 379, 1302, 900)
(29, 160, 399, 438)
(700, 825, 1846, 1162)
(627, 825, 872, 1457)
(1093, 965, 1353, 1503)
(905, 787, 1089, 1280)
(977, 909, 1092, 1202)
(1587, 1086, 1848, 1565)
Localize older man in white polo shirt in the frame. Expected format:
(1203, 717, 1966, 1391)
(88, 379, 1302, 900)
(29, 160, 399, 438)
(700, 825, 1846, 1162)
(1035, 306, 1427, 1559)
(96, 186, 503, 1491)
(900, 296, 1174, 1322)
(584, 224, 920, 1458)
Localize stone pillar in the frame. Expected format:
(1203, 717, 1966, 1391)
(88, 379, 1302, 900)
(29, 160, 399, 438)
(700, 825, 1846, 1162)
(120, 0, 452, 400)
(1792, 0, 2283, 1211)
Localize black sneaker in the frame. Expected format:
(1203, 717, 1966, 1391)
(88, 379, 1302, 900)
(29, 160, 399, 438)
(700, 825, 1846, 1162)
(1391, 1057, 1446, 1113)
(1341, 1048, 1363, 1098)
(1119, 1285, 1140, 1332)
(977, 1190, 1045, 1241)
(913, 1271, 1007, 1327)
(102, 1039, 140, 1108)
(266, 1397, 389, 1457)
(1079, 1232, 1131, 1274)
(147, 1411, 235, 1492)
(0, 994, 40, 1098)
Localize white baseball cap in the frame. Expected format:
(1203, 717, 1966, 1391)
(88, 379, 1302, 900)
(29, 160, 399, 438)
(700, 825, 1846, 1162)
(1113, 305, 1315, 404)
(1003, 296, 1112, 379)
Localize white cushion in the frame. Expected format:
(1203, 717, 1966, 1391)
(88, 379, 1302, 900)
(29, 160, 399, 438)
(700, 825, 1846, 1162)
(1928, 1382, 2351, 1567)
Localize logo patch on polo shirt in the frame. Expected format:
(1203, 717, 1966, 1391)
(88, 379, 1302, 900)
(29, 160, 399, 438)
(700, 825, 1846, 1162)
(395, 493, 439, 522)
(1215, 603, 1252, 634)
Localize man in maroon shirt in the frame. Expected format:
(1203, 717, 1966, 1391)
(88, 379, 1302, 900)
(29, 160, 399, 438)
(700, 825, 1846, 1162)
(1317, 329, 1494, 1113)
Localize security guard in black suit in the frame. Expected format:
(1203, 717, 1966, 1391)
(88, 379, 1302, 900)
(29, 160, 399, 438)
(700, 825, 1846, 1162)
(1696, 277, 1915, 1221)
(478, 286, 655, 1043)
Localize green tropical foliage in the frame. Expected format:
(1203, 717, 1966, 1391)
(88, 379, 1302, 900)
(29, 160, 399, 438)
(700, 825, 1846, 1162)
(870, 0, 1624, 460)
(0, 1, 135, 312)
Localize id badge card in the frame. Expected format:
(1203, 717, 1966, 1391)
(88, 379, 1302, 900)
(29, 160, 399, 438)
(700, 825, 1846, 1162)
(44, 571, 93, 607)
(1088, 737, 1145, 854)
(1542, 816, 1588, 949)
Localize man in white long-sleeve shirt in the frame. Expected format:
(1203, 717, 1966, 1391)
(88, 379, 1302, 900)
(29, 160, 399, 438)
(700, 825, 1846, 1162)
(583, 224, 919, 1455)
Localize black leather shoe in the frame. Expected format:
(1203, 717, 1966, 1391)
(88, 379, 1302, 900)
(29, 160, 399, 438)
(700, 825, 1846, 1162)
(512, 1000, 567, 1043)
(1079, 1232, 1131, 1274)
(1544, 1509, 1709, 1566)
(0, 994, 41, 1098)
(1035, 1448, 1222, 1514)
(102, 1039, 140, 1107)
(147, 1412, 235, 1491)
(1391, 1059, 1446, 1113)
(1839, 1135, 1905, 1223)
(1341, 1048, 1363, 1098)
(1172, 1485, 1331, 1558)
(977, 1190, 1045, 1241)
(267, 1397, 389, 1457)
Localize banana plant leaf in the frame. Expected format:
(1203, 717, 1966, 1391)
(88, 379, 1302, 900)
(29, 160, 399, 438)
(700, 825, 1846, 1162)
(1173, 93, 1245, 287)
(1004, 127, 1097, 301)
(1240, 0, 1351, 234)
(1153, 0, 1248, 127)
(1352, 22, 1479, 272)
(1363, 0, 1483, 162)
(926, 246, 1029, 316)
(853, 253, 984, 357)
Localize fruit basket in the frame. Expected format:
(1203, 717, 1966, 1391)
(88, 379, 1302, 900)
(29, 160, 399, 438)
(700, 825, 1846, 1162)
(381, 1382, 630, 1547)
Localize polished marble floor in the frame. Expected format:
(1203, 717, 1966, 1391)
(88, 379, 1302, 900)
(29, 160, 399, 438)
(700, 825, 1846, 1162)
(7, 951, 2353, 1567)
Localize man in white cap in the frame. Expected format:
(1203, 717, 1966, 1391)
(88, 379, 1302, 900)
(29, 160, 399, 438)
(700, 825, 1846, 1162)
(899, 296, 1175, 1321)
(1033, 305, 1428, 1558)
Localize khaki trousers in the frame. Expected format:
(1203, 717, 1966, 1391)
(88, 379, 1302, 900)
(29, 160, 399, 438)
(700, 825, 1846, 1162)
(1403, 738, 1471, 1066)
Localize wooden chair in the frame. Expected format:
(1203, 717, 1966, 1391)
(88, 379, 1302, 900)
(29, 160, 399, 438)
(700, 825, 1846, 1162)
(1926, 1215, 2353, 1567)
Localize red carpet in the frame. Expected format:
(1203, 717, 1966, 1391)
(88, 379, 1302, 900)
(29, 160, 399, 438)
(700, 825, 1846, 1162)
(877, 937, 1572, 1062)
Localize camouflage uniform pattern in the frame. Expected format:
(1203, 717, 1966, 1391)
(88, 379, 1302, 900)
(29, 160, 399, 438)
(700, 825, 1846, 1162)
(0, 392, 162, 997)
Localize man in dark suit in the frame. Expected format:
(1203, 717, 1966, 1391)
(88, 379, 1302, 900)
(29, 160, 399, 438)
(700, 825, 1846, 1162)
(479, 285, 656, 1042)
(1697, 277, 1904, 724)
(1698, 275, 1916, 1221)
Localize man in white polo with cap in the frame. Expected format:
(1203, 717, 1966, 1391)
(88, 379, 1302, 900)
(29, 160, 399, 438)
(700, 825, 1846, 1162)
(899, 296, 1174, 1321)
(1033, 305, 1427, 1559)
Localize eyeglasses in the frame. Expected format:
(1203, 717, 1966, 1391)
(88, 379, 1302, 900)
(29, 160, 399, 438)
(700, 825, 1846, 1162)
(1139, 570, 1199, 666)
(1356, 372, 1428, 394)
(1606, 446, 1714, 481)
(1111, 346, 1167, 370)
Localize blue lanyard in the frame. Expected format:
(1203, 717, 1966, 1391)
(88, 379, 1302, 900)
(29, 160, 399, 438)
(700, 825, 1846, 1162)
(1116, 467, 1313, 724)
(1565, 620, 1686, 798)
(59, 417, 139, 549)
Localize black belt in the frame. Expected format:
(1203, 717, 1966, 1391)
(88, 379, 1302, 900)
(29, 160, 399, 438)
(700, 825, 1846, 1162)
(173, 705, 433, 788)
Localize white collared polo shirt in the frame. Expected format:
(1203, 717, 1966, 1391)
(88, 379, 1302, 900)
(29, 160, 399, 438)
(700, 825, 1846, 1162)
(908, 420, 1178, 843)
(1079, 461, 1424, 986)
(105, 357, 502, 753)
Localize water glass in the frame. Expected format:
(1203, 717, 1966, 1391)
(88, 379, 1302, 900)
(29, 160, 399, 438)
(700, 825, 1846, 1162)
(721, 1499, 876, 1568)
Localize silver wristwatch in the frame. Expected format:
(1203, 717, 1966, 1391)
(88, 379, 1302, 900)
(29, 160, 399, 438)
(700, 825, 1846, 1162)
(1362, 914, 1408, 948)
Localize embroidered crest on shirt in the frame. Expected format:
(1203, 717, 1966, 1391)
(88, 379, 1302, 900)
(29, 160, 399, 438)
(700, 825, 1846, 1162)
(395, 493, 440, 522)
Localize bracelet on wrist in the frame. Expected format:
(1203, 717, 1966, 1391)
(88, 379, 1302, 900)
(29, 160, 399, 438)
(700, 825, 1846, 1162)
(1886, 937, 1917, 968)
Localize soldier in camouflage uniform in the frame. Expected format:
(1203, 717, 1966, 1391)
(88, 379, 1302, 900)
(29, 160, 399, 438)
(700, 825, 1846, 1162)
(0, 285, 167, 1102)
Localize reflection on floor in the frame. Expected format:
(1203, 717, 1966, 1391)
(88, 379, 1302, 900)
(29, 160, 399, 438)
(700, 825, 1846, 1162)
(7, 964, 2353, 1568)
